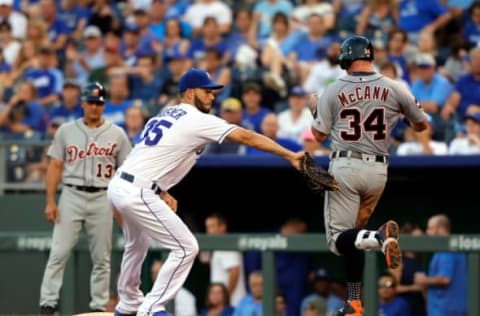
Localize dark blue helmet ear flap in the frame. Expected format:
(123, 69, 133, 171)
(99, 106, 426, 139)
(338, 35, 374, 70)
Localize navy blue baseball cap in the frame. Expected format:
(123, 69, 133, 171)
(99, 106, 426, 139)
(178, 68, 224, 93)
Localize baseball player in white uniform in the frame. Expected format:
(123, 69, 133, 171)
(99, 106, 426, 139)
(39, 82, 132, 314)
(107, 68, 305, 316)
(310, 36, 428, 316)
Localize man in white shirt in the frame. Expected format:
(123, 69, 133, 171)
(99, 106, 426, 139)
(0, 0, 26, 40)
(204, 213, 246, 306)
(448, 112, 480, 154)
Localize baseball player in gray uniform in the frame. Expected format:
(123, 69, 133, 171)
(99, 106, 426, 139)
(310, 36, 428, 316)
(39, 82, 132, 315)
(107, 68, 305, 316)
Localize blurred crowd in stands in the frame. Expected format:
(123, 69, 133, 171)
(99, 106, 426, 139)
(1, 0, 480, 183)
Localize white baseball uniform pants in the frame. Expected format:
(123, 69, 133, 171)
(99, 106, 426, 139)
(107, 175, 199, 316)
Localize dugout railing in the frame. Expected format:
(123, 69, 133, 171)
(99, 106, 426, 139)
(0, 232, 479, 315)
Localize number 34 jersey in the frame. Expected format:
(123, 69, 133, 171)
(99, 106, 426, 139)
(119, 103, 238, 191)
(313, 73, 426, 156)
(48, 119, 132, 187)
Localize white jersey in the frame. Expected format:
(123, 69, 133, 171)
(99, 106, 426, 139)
(119, 104, 238, 191)
(448, 137, 480, 155)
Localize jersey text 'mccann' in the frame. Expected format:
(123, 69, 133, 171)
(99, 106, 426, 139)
(338, 86, 390, 106)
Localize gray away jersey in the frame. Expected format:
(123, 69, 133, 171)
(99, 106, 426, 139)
(48, 119, 132, 187)
(312, 73, 426, 155)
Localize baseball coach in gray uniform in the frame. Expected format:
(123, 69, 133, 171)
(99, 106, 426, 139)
(39, 82, 132, 315)
(309, 35, 428, 316)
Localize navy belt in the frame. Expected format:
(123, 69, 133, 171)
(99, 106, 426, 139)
(120, 172, 162, 195)
(331, 150, 388, 163)
(64, 184, 107, 193)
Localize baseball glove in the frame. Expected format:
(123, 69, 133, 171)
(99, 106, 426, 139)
(300, 153, 339, 194)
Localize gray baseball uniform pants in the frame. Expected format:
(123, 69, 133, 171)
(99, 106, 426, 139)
(324, 155, 387, 255)
(40, 186, 113, 311)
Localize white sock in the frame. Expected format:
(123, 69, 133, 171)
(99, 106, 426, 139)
(354, 229, 381, 250)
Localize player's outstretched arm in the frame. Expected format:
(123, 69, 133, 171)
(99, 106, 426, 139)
(226, 127, 304, 170)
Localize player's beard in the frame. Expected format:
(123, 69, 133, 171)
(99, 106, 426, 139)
(193, 93, 211, 113)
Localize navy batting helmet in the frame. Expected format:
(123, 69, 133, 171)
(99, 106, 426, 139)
(338, 35, 374, 70)
(81, 82, 106, 103)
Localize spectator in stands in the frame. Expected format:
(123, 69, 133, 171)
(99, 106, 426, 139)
(22, 46, 60, 107)
(124, 104, 145, 145)
(397, 0, 451, 45)
(386, 28, 411, 84)
(241, 82, 271, 132)
(301, 128, 330, 157)
(132, 7, 161, 54)
(24, 116, 63, 183)
(439, 38, 471, 83)
(88, 44, 125, 88)
(0, 21, 20, 66)
(39, 0, 70, 55)
(411, 30, 445, 71)
(200, 282, 235, 316)
(226, 7, 259, 68)
(151, 258, 198, 316)
(233, 270, 263, 316)
(332, 0, 364, 33)
(67, 25, 105, 86)
(10, 40, 38, 84)
(377, 270, 412, 316)
(245, 218, 311, 316)
(161, 18, 191, 65)
(442, 47, 480, 123)
(25, 18, 51, 49)
(414, 214, 468, 316)
(120, 23, 142, 67)
(396, 114, 448, 155)
(156, 51, 188, 113)
(253, 0, 294, 39)
(0, 0, 27, 40)
(288, 13, 335, 83)
(303, 41, 344, 96)
(291, 0, 335, 32)
(205, 97, 246, 155)
(0, 81, 46, 138)
(183, 0, 233, 37)
(463, 2, 480, 47)
(448, 111, 480, 154)
(275, 292, 287, 316)
(260, 12, 292, 98)
(204, 47, 232, 111)
(300, 268, 343, 316)
(87, 0, 121, 36)
(0, 47, 11, 88)
(49, 80, 83, 125)
(149, 0, 192, 42)
(246, 113, 302, 155)
(389, 222, 426, 316)
(103, 74, 133, 128)
(129, 52, 162, 108)
(189, 17, 230, 68)
(379, 60, 410, 90)
(356, 0, 399, 40)
(203, 213, 246, 306)
(57, 0, 91, 42)
(277, 86, 312, 145)
(410, 53, 453, 140)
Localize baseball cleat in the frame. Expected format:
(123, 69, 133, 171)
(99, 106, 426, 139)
(377, 220, 402, 269)
(39, 305, 57, 315)
(336, 300, 363, 316)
